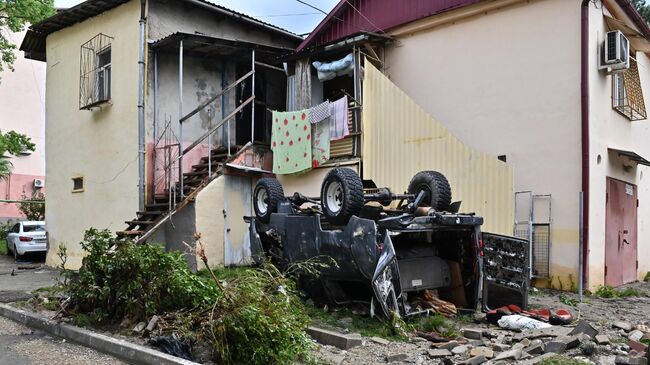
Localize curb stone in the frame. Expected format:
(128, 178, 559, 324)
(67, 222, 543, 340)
(0, 303, 200, 365)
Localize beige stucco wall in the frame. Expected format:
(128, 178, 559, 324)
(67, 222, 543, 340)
(385, 0, 583, 287)
(587, 4, 650, 287)
(44, 0, 141, 268)
(195, 174, 253, 269)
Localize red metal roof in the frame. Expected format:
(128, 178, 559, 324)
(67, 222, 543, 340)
(297, 0, 482, 51)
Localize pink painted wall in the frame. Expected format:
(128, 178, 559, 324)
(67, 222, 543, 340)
(0, 29, 46, 220)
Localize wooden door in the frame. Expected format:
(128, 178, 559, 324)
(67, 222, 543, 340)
(605, 177, 638, 286)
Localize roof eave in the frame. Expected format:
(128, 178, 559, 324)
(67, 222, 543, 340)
(614, 0, 650, 42)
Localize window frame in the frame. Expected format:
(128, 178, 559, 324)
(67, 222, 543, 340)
(72, 176, 84, 193)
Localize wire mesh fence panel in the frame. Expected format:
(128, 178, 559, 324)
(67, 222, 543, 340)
(532, 224, 551, 278)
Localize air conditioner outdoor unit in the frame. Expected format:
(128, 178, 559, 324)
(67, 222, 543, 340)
(599, 30, 630, 73)
(33, 179, 45, 188)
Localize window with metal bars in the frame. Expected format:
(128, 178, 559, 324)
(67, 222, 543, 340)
(612, 58, 647, 121)
(79, 33, 113, 110)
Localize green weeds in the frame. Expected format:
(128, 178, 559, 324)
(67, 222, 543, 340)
(593, 285, 646, 298)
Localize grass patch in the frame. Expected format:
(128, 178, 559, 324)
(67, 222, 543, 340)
(411, 313, 460, 339)
(593, 285, 646, 298)
(559, 293, 579, 307)
(305, 305, 402, 340)
(0, 238, 6, 255)
(539, 355, 591, 365)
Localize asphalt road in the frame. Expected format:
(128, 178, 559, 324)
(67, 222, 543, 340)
(0, 252, 58, 302)
(0, 316, 126, 365)
(0, 254, 126, 364)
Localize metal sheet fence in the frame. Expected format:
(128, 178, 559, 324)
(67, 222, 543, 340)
(362, 61, 514, 234)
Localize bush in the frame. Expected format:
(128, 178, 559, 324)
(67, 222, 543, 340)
(593, 285, 645, 298)
(67, 228, 217, 322)
(206, 264, 314, 365)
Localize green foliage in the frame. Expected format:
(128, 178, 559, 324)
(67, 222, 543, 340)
(18, 190, 44, 220)
(632, 0, 650, 24)
(411, 313, 459, 339)
(593, 285, 646, 298)
(207, 263, 314, 365)
(644, 271, 650, 282)
(538, 355, 591, 365)
(0, 0, 55, 75)
(0, 130, 36, 179)
(559, 293, 579, 307)
(0, 238, 6, 255)
(67, 229, 217, 322)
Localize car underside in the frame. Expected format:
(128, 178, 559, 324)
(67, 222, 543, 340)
(246, 168, 529, 319)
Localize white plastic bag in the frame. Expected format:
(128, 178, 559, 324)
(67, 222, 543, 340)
(497, 314, 552, 330)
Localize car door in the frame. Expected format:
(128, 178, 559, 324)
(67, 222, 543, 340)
(7, 223, 20, 252)
(481, 232, 530, 310)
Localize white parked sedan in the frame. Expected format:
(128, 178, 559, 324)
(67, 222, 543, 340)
(6, 221, 48, 260)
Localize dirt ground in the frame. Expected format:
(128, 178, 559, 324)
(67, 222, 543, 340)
(314, 280, 650, 365)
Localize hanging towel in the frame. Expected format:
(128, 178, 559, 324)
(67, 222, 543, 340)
(311, 121, 330, 168)
(309, 100, 330, 124)
(271, 110, 312, 174)
(329, 95, 349, 140)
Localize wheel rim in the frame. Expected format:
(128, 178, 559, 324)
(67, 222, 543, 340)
(325, 180, 344, 214)
(255, 188, 268, 215)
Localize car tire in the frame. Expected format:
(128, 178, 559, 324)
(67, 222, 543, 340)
(408, 171, 452, 211)
(13, 247, 20, 261)
(320, 168, 364, 225)
(253, 177, 285, 223)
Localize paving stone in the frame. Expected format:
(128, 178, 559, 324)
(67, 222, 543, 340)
(462, 355, 487, 365)
(614, 356, 647, 365)
(428, 349, 452, 358)
(554, 335, 581, 349)
(524, 342, 545, 355)
(597, 335, 612, 345)
(132, 321, 146, 333)
(628, 340, 648, 353)
(307, 327, 362, 350)
(435, 340, 459, 350)
(370, 337, 390, 345)
(464, 328, 483, 340)
(629, 330, 645, 342)
(518, 353, 557, 365)
(470, 347, 493, 359)
(520, 338, 532, 347)
(492, 343, 510, 351)
(614, 322, 634, 332)
(570, 319, 599, 338)
(469, 339, 485, 346)
(386, 353, 408, 362)
(493, 348, 523, 361)
(145, 315, 159, 333)
(514, 326, 573, 340)
(452, 345, 471, 355)
(472, 313, 487, 323)
(545, 341, 568, 354)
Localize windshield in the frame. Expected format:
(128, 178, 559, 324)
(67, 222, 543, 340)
(23, 225, 45, 232)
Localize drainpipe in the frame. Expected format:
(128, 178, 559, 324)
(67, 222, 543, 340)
(137, 0, 147, 211)
(580, 0, 590, 289)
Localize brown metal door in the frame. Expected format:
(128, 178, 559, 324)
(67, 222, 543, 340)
(605, 177, 638, 286)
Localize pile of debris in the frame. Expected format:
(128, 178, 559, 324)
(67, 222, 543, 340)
(312, 311, 650, 365)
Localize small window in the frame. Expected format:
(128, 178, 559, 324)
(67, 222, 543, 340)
(12, 224, 20, 233)
(80, 33, 113, 109)
(23, 225, 45, 232)
(498, 155, 507, 163)
(72, 176, 84, 192)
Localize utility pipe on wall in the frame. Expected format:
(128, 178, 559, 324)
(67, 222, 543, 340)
(179, 39, 184, 200)
(137, 0, 147, 211)
(580, 0, 590, 288)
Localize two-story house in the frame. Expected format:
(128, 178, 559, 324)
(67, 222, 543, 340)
(296, 0, 650, 290)
(20, 0, 301, 268)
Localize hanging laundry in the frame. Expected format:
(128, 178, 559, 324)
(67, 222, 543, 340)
(309, 100, 330, 124)
(271, 110, 312, 174)
(329, 95, 350, 140)
(311, 121, 330, 168)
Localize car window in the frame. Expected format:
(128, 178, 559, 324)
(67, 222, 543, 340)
(12, 224, 20, 233)
(22, 225, 45, 232)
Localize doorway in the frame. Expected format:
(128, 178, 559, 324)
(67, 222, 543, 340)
(605, 177, 638, 286)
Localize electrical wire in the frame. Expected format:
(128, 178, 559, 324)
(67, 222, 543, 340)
(295, 0, 343, 21)
(252, 12, 321, 18)
(344, 0, 385, 34)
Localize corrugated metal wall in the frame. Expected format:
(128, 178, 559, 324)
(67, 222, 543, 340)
(362, 62, 514, 234)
